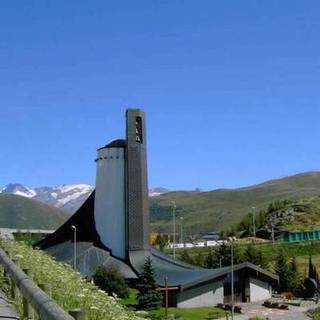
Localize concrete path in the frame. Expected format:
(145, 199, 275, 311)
(0, 291, 19, 320)
(239, 301, 317, 320)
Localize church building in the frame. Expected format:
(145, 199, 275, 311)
(36, 109, 278, 308)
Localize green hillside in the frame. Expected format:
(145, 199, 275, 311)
(150, 171, 320, 235)
(0, 193, 68, 229)
(236, 196, 320, 236)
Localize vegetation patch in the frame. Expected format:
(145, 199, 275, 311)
(148, 306, 228, 320)
(0, 240, 140, 320)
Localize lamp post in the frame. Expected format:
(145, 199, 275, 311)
(171, 201, 176, 260)
(180, 217, 184, 245)
(251, 206, 256, 237)
(71, 225, 77, 270)
(229, 237, 235, 320)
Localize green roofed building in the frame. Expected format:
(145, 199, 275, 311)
(282, 229, 320, 243)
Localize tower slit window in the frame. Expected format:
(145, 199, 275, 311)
(135, 116, 143, 143)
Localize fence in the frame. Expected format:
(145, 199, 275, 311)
(0, 248, 84, 320)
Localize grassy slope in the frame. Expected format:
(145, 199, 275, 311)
(0, 193, 68, 229)
(1, 240, 138, 320)
(149, 307, 228, 320)
(150, 171, 320, 234)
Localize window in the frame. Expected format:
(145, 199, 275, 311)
(135, 116, 143, 143)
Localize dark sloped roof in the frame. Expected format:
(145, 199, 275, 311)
(36, 190, 278, 292)
(98, 139, 126, 150)
(129, 247, 279, 290)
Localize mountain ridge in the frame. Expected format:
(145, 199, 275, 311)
(0, 183, 170, 213)
(2, 171, 320, 234)
(0, 193, 68, 229)
(149, 171, 320, 235)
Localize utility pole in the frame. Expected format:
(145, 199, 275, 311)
(164, 276, 168, 320)
(180, 217, 184, 244)
(229, 237, 235, 320)
(251, 206, 256, 237)
(231, 239, 234, 320)
(172, 201, 176, 260)
(71, 225, 77, 269)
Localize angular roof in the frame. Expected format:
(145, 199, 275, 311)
(98, 139, 126, 150)
(130, 247, 279, 290)
(36, 192, 279, 292)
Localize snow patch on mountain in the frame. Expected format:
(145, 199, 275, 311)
(1, 183, 169, 213)
(1, 183, 37, 198)
(149, 187, 169, 197)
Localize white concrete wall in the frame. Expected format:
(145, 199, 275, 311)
(94, 146, 125, 259)
(177, 281, 223, 308)
(249, 277, 271, 302)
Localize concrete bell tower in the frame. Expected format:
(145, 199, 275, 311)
(94, 139, 126, 259)
(126, 109, 150, 252)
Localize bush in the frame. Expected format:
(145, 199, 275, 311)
(93, 265, 129, 299)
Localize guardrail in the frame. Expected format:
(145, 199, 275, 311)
(0, 248, 84, 320)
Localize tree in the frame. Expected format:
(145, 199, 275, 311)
(243, 244, 269, 269)
(308, 255, 319, 284)
(179, 249, 194, 265)
(204, 250, 219, 268)
(136, 257, 163, 310)
(153, 234, 169, 252)
(216, 243, 231, 267)
(93, 265, 129, 298)
(194, 252, 205, 267)
(287, 256, 302, 293)
(275, 251, 291, 292)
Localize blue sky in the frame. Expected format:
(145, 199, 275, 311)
(1, 1, 320, 190)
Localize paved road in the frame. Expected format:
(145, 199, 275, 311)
(0, 291, 19, 320)
(239, 301, 317, 320)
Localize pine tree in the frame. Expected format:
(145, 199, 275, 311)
(287, 257, 302, 293)
(275, 250, 291, 292)
(308, 255, 314, 279)
(136, 257, 163, 310)
(308, 255, 320, 286)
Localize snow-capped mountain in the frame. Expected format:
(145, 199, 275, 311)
(149, 187, 169, 197)
(1, 183, 169, 213)
(34, 184, 94, 212)
(1, 183, 93, 213)
(1, 183, 37, 198)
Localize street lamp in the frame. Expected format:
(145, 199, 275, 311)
(71, 225, 77, 270)
(180, 216, 184, 244)
(229, 237, 235, 320)
(171, 201, 176, 260)
(251, 206, 256, 237)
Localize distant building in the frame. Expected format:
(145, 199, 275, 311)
(282, 229, 320, 243)
(202, 231, 220, 241)
(36, 109, 278, 308)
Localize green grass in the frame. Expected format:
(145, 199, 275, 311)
(120, 288, 227, 319)
(149, 307, 228, 320)
(121, 288, 138, 307)
(308, 307, 320, 320)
